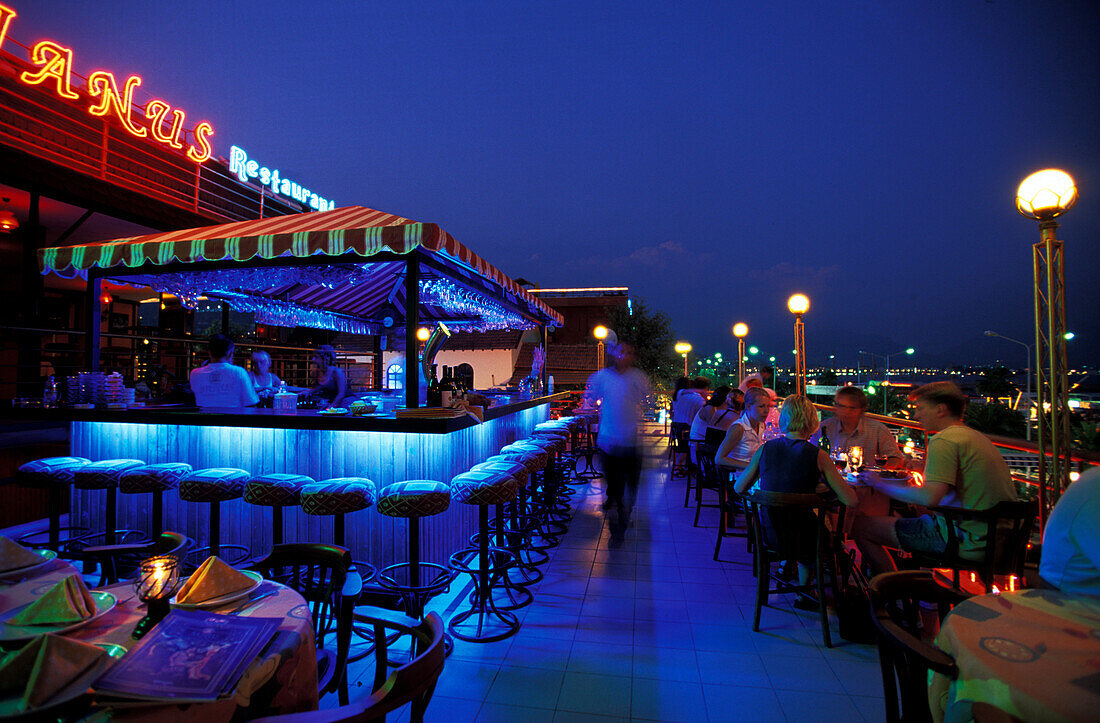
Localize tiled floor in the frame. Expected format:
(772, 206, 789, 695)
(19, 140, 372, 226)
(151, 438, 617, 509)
(342, 429, 887, 722)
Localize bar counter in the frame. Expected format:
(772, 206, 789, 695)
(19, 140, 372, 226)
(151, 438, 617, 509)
(2, 392, 570, 571)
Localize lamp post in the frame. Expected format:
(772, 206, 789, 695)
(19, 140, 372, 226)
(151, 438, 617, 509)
(1016, 168, 1077, 523)
(593, 325, 609, 370)
(733, 322, 748, 384)
(674, 341, 692, 378)
(786, 294, 809, 395)
(985, 330, 1033, 441)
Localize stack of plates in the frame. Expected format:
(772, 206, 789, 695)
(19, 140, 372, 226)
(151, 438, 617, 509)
(394, 407, 467, 419)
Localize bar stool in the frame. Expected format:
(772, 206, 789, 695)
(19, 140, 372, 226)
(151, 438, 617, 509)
(178, 468, 250, 564)
(245, 473, 314, 549)
(300, 477, 377, 550)
(473, 458, 543, 593)
(72, 459, 147, 547)
(118, 462, 192, 538)
(448, 469, 521, 642)
(15, 456, 91, 550)
(375, 480, 453, 624)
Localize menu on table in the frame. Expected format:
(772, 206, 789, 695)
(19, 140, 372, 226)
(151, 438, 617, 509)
(94, 609, 279, 702)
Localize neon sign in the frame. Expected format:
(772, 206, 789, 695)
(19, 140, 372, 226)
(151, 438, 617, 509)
(229, 146, 335, 211)
(0, 3, 213, 163)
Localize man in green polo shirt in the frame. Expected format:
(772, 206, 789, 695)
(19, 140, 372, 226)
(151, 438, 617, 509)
(853, 381, 1016, 574)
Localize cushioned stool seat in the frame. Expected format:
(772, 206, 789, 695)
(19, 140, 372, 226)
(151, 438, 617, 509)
(119, 462, 192, 537)
(179, 468, 249, 562)
(72, 459, 145, 547)
(377, 480, 451, 518)
(179, 468, 249, 502)
(301, 477, 377, 548)
(16, 457, 91, 549)
(119, 463, 192, 494)
(17, 457, 91, 487)
(245, 473, 313, 548)
(448, 470, 522, 642)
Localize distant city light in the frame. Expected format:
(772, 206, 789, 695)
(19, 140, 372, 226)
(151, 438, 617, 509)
(1064, 332, 1075, 340)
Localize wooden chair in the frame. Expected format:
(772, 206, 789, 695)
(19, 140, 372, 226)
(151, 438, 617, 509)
(249, 543, 354, 703)
(869, 570, 970, 723)
(692, 442, 722, 527)
(80, 531, 192, 585)
(908, 500, 1037, 593)
(252, 610, 446, 723)
(711, 462, 751, 561)
(744, 489, 839, 647)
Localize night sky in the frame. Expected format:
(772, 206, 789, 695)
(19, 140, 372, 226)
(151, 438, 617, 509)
(9, 1, 1100, 368)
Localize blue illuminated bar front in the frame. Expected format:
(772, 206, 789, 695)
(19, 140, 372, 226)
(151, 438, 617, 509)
(68, 404, 547, 570)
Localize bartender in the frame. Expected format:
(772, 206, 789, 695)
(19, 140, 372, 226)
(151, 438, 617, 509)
(305, 345, 349, 409)
(249, 350, 282, 398)
(189, 334, 259, 409)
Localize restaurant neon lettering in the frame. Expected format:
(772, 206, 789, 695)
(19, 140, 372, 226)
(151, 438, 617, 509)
(0, 2, 214, 163)
(229, 146, 335, 211)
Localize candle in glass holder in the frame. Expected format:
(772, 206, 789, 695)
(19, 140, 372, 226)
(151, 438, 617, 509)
(848, 446, 863, 470)
(136, 555, 179, 602)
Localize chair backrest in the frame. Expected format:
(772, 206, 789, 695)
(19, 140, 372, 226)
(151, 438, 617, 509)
(250, 609, 446, 723)
(697, 443, 720, 488)
(743, 489, 828, 560)
(933, 499, 1038, 582)
(82, 531, 193, 585)
(249, 543, 352, 648)
(869, 571, 968, 723)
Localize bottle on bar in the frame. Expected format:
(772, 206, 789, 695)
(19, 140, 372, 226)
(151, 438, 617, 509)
(427, 364, 441, 407)
(440, 366, 455, 408)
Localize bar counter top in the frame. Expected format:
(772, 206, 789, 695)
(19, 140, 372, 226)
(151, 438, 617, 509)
(1, 392, 572, 434)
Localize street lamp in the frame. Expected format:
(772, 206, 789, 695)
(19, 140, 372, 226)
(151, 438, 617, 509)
(1016, 168, 1077, 522)
(674, 341, 692, 377)
(786, 294, 809, 395)
(985, 330, 1032, 440)
(593, 325, 609, 370)
(732, 322, 749, 384)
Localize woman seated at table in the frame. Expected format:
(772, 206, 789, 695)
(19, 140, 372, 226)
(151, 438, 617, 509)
(305, 345, 349, 409)
(689, 386, 738, 462)
(734, 395, 858, 595)
(716, 387, 773, 476)
(249, 350, 282, 398)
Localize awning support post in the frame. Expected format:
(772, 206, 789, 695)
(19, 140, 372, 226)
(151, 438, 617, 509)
(405, 255, 420, 409)
(85, 271, 101, 372)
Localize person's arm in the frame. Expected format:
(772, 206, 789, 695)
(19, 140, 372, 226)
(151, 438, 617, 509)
(869, 477, 950, 507)
(817, 449, 858, 506)
(734, 446, 764, 495)
(716, 424, 746, 468)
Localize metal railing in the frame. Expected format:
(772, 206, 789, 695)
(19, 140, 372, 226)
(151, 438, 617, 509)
(1, 325, 378, 400)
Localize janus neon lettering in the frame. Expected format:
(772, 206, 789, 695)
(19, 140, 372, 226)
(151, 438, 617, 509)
(229, 146, 334, 211)
(0, 2, 213, 164)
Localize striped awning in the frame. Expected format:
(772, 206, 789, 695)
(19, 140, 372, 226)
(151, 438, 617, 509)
(38, 205, 563, 329)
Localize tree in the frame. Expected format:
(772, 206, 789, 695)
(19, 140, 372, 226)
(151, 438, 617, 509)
(965, 401, 1026, 439)
(976, 366, 1018, 399)
(605, 297, 678, 390)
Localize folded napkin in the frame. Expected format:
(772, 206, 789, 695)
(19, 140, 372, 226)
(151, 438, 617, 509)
(7, 575, 97, 626)
(176, 556, 253, 604)
(0, 633, 106, 713)
(0, 536, 43, 574)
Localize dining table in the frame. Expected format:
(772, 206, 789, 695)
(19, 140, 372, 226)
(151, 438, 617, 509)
(929, 588, 1100, 723)
(0, 557, 319, 721)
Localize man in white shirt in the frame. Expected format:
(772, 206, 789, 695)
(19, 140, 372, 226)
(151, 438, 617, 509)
(584, 342, 650, 543)
(189, 334, 259, 409)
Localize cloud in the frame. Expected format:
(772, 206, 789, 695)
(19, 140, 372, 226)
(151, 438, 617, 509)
(744, 262, 840, 284)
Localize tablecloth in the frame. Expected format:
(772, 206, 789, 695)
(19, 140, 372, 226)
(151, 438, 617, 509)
(932, 589, 1100, 722)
